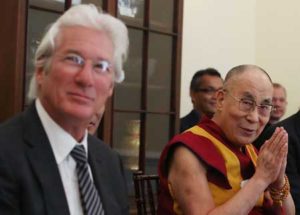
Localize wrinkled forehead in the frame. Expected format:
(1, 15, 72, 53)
(228, 71, 273, 102)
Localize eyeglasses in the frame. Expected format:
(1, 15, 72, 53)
(195, 87, 222, 95)
(57, 53, 112, 75)
(225, 90, 274, 117)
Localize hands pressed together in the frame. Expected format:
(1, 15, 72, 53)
(255, 127, 288, 189)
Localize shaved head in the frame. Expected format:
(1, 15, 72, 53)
(224, 65, 272, 91)
(213, 64, 273, 147)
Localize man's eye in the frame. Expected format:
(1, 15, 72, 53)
(206, 88, 215, 93)
(64, 54, 84, 65)
(94, 60, 111, 73)
(279, 98, 286, 103)
(259, 105, 271, 111)
(241, 99, 254, 106)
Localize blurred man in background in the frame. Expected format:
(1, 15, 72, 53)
(180, 68, 223, 132)
(254, 82, 288, 149)
(269, 83, 288, 124)
(88, 107, 105, 135)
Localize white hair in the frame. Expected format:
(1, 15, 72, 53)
(28, 4, 129, 101)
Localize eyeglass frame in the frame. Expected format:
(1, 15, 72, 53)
(224, 90, 275, 117)
(194, 87, 223, 95)
(53, 52, 113, 75)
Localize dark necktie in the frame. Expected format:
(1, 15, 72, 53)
(71, 145, 105, 215)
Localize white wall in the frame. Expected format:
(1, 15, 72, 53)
(256, 0, 300, 118)
(181, 0, 300, 119)
(181, 0, 256, 116)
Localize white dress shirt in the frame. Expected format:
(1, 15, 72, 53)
(36, 99, 92, 215)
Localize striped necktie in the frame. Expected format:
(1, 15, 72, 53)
(71, 145, 105, 215)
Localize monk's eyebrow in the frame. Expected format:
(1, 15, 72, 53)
(240, 92, 255, 100)
(260, 98, 272, 105)
(241, 92, 272, 105)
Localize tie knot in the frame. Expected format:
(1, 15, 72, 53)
(71, 145, 87, 165)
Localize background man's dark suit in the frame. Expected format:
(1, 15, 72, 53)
(255, 110, 300, 214)
(0, 104, 129, 215)
(180, 110, 200, 132)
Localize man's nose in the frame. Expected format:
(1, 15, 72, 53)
(75, 62, 94, 87)
(211, 91, 218, 99)
(246, 107, 260, 122)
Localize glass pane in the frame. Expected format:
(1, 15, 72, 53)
(145, 114, 170, 174)
(113, 112, 141, 171)
(150, 0, 174, 31)
(114, 29, 143, 110)
(79, 0, 103, 7)
(147, 33, 173, 112)
(117, 0, 144, 26)
(113, 112, 140, 211)
(29, 0, 65, 12)
(25, 9, 61, 104)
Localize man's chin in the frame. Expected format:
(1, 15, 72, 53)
(205, 110, 215, 118)
(66, 109, 94, 122)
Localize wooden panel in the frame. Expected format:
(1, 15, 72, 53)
(171, 0, 184, 134)
(0, 0, 27, 122)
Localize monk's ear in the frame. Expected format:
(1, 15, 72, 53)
(216, 90, 225, 111)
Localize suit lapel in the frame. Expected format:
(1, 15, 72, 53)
(23, 104, 70, 215)
(88, 139, 120, 215)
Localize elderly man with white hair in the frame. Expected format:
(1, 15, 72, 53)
(0, 4, 129, 215)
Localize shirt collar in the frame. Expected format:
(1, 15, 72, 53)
(35, 99, 88, 164)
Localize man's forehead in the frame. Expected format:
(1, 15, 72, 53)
(273, 87, 286, 95)
(236, 90, 273, 103)
(199, 75, 222, 85)
(229, 68, 270, 82)
(229, 71, 272, 90)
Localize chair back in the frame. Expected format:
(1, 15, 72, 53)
(133, 171, 160, 215)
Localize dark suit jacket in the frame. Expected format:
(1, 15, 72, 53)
(255, 111, 300, 214)
(0, 103, 129, 215)
(179, 110, 200, 133)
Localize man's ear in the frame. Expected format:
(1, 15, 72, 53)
(216, 90, 225, 111)
(108, 81, 114, 97)
(190, 90, 196, 104)
(35, 67, 45, 84)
